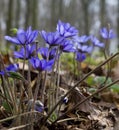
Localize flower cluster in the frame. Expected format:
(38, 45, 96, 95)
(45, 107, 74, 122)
(100, 27, 115, 39)
(4, 21, 116, 74)
(3, 20, 116, 114)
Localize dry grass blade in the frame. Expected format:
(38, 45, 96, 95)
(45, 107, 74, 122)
(8, 123, 31, 130)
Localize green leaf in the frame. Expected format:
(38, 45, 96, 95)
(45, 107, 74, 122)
(110, 84, 119, 93)
(94, 76, 112, 85)
(2, 101, 12, 113)
(8, 71, 25, 81)
(86, 76, 95, 86)
(50, 112, 57, 122)
(88, 88, 97, 93)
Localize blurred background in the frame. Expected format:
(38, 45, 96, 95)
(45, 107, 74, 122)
(0, 0, 119, 53)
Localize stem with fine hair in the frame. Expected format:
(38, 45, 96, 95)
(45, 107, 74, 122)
(27, 60, 33, 99)
(41, 70, 47, 103)
(48, 47, 59, 112)
(56, 51, 61, 114)
(40, 47, 51, 103)
(22, 45, 26, 76)
(32, 72, 41, 110)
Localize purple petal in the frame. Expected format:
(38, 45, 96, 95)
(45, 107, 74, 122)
(6, 64, 19, 72)
(59, 25, 65, 35)
(14, 51, 24, 59)
(28, 31, 38, 44)
(0, 71, 5, 75)
(46, 59, 54, 70)
(76, 52, 86, 62)
(47, 34, 54, 44)
(17, 33, 26, 44)
(4, 36, 20, 44)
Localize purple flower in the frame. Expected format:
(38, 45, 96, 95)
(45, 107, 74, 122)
(73, 35, 90, 43)
(27, 99, 44, 112)
(30, 57, 54, 71)
(76, 43, 93, 54)
(100, 27, 115, 39)
(63, 97, 68, 104)
(38, 47, 56, 60)
(40, 31, 64, 46)
(91, 36, 104, 48)
(75, 42, 92, 62)
(59, 40, 75, 53)
(14, 44, 36, 59)
(35, 101, 44, 112)
(75, 52, 86, 62)
(56, 20, 78, 38)
(0, 64, 19, 75)
(5, 26, 38, 45)
(73, 35, 92, 51)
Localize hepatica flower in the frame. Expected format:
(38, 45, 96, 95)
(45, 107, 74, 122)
(59, 40, 75, 53)
(0, 64, 19, 75)
(73, 35, 90, 44)
(5, 26, 38, 45)
(27, 99, 44, 112)
(75, 52, 86, 62)
(30, 57, 54, 72)
(91, 36, 104, 48)
(76, 43, 93, 54)
(38, 47, 56, 60)
(40, 31, 64, 47)
(74, 39, 93, 62)
(35, 100, 44, 112)
(14, 44, 36, 60)
(75, 45, 92, 62)
(56, 20, 78, 38)
(100, 27, 115, 39)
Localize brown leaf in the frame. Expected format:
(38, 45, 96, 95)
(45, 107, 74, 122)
(66, 88, 93, 113)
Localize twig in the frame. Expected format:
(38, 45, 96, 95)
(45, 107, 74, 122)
(8, 124, 31, 130)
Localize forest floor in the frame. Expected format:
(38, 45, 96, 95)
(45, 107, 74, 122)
(1, 54, 119, 130)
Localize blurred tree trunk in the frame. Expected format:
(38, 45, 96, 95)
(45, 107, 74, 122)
(70, 0, 76, 23)
(117, 0, 119, 48)
(100, 0, 106, 27)
(6, 0, 14, 35)
(15, 0, 21, 28)
(6, 0, 14, 49)
(81, 0, 89, 35)
(100, 0, 110, 54)
(25, 0, 33, 28)
(32, 0, 38, 29)
(58, 0, 63, 20)
(50, 0, 56, 30)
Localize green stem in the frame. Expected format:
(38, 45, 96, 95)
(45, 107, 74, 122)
(41, 70, 47, 103)
(22, 45, 26, 76)
(56, 54, 60, 114)
(27, 60, 33, 99)
(48, 47, 59, 112)
(32, 72, 41, 110)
